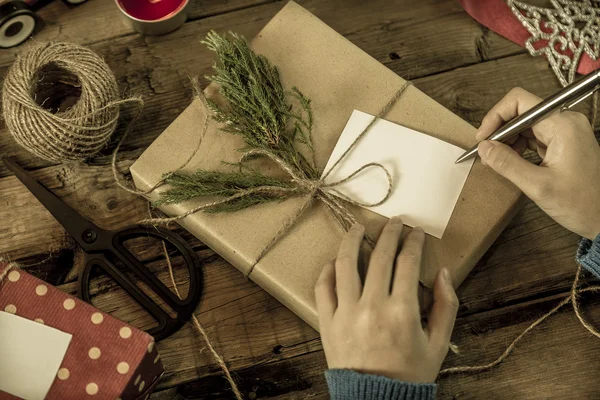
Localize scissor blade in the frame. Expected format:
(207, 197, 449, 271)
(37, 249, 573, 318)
(3, 157, 101, 247)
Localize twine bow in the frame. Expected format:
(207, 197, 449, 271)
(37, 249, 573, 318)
(141, 81, 412, 275)
(238, 148, 393, 275)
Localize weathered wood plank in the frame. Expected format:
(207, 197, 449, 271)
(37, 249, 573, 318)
(1, 155, 593, 394)
(0, 0, 274, 67)
(146, 291, 600, 399)
(154, 350, 330, 399)
(2, 1, 594, 397)
(417, 53, 570, 130)
(0, 0, 133, 67)
(0, 0, 523, 176)
(1, 0, 521, 70)
(186, 0, 275, 20)
(1, 161, 144, 259)
(52, 247, 322, 392)
(438, 291, 600, 400)
(1, 50, 586, 302)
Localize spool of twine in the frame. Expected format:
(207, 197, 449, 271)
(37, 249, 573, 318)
(2, 42, 125, 162)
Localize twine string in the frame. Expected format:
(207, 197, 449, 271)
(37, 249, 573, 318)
(112, 79, 208, 197)
(109, 83, 410, 397)
(142, 82, 412, 277)
(157, 233, 244, 400)
(571, 264, 600, 339)
(2, 42, 129, 162)
(440, 264, 600, 376)
(321, 84, 411, 181)
(0, 263, 16, 283)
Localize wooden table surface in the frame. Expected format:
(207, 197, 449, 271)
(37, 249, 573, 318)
(2, 1, 600, 399)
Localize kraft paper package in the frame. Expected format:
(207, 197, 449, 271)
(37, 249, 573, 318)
(131, 1, 521, 330)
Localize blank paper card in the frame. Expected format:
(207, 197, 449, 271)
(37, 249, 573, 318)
(323, 110, 475, 238)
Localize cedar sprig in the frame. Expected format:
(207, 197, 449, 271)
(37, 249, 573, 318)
(156, 31, 318, 212)
(155, 170, 298, 212)
(202, 31, 318, 179)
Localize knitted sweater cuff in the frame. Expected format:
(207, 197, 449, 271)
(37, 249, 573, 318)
(325, 369, 436, 400)
(577, 234, 600, 279)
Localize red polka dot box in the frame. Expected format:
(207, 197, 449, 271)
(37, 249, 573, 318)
(0, 262, 164, 399)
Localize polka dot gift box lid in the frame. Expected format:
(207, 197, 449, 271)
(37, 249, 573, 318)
(0, 262, 164, 400)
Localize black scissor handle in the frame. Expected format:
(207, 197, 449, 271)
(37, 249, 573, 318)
(113, 226, 202, 309)
(78, 225, 203, 341)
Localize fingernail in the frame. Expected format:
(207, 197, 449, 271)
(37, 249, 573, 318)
(477, 140, 495, 158)
(441, 268, 452, 284)
(390, 216, 403, 225)
(475, 129, 488, 140)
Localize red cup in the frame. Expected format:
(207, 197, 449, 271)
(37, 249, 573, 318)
(115, 0, 189, 36)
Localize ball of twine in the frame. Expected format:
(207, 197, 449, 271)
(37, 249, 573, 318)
(2, 42, 122, 162)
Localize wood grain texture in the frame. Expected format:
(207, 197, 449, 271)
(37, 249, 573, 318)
(0, 0, 523, 176)
(439, 291, 600, 400)
(147, 291, 600, 400)
(0, 0, 275, 67)
(1, 53, 586, 313)
(1, 0, 599, 399)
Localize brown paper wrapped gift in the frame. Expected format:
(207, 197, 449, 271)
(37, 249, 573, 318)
(130, 1, 521, 330)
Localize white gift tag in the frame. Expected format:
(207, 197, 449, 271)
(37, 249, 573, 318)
(0, 311, 72, 400)
(323, 110, 475, 238)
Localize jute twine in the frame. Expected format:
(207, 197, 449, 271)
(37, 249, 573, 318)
(0, 262, 16, 284)
(2, 42, 142, 162)
(149, 204, 244, 400)
(135, 83, 411, 278)
(9, 40, 598, 392)
(112, 81, 600, 388)
(110, 81, 411, 399)
(440, 264, 600, 376)
(164, 256, 244, 399)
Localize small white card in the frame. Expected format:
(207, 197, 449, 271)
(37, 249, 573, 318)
(323, 110, 475, 238)
(0, 311, 72, 400)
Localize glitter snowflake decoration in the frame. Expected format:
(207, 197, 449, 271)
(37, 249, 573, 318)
(508, 0, 600, 86)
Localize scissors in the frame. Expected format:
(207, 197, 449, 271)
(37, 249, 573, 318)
(3, 157, 203, 341)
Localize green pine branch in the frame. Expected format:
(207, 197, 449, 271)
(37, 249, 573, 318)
(155, 170, 296, 205)
(155, 170, 301, 213)
(202, 31, 319, 180)
(155, 32, 320, 214)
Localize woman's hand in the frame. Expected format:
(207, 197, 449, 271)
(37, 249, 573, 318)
(315, 218, 459, 383)
(476, 87, 600, 240)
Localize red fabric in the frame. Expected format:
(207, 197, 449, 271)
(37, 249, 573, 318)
(459, 0, 600, 75)
(0, 263, 164, 400)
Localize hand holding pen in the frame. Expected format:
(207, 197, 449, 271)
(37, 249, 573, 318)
(456, 70, 600, 163)
(474, 87, 600, 241)
(314, 84, 600, 386)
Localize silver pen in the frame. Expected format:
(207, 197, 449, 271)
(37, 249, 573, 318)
(455, 70, 600, 164)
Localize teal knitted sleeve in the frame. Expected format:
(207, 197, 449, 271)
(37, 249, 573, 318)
(325, 369, 436, 400)
(577, 234, 600, 279)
